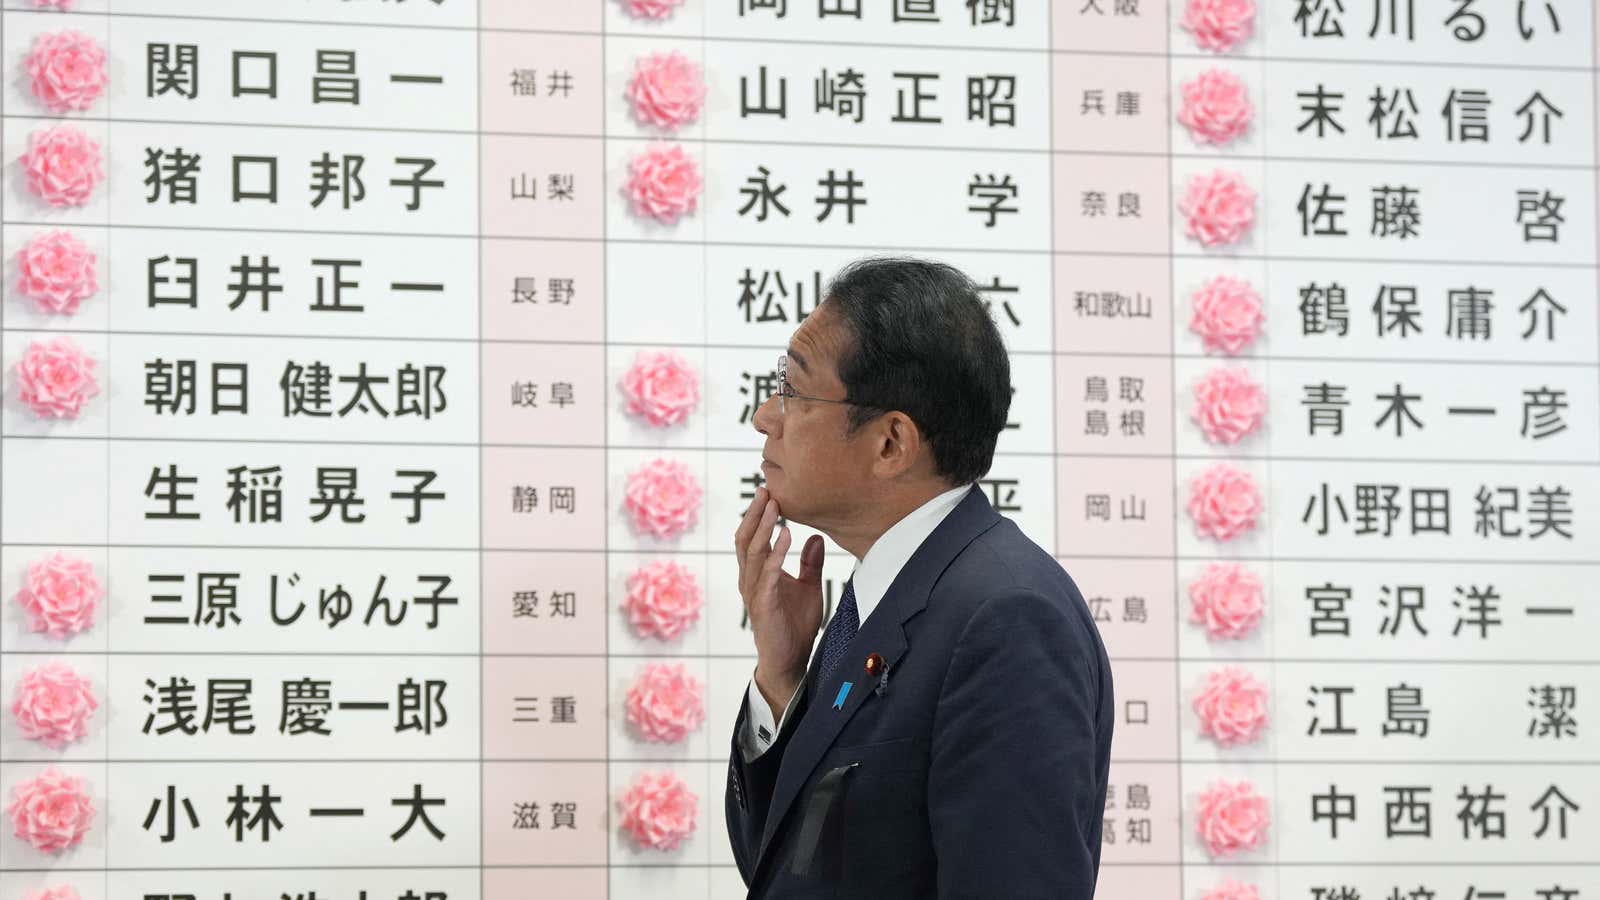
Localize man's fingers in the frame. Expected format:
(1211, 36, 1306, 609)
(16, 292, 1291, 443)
(742, 500, 779, 592)
(796, 534, 825, 585)
(765, 525, 793, 575)
(732, 487, 768, 555)
(757, 524, 793, 598)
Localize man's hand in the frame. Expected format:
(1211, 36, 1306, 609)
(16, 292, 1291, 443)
(734, 487, 826, 720)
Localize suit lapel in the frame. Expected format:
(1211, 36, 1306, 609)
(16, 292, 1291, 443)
(752, 485, 1001, 872)
(756, 609, 906, 865)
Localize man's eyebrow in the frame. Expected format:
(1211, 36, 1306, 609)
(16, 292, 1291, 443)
(786, 348, 810, 374)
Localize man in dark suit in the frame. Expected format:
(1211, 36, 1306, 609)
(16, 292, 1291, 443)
(726, 257, 1114, 898)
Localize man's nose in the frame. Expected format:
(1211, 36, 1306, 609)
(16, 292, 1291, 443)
(752, 392, 780, 437)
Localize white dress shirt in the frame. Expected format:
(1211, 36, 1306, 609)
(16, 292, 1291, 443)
(738, 483, 973, 762)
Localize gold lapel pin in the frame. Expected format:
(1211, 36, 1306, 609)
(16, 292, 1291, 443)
(865, 653, 885, 677)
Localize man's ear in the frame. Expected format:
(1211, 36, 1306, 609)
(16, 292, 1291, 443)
(871, 411, 924, 478)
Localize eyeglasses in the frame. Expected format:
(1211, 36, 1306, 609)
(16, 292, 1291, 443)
(775, 354, 857, 416)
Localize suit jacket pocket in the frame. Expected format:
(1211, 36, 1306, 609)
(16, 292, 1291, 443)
(823, 737, 925, 821)
(830, 737, 932, 892)
(786, 739, 920, 881)
(820, 736, 917, 768)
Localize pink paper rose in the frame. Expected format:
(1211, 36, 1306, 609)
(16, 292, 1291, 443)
(14, 553, 101, 639)
(25, 30, 109, 113)
(1191, 366, 1266, 445)
(1178, 69, 1253, 145)
(16, 231, 98, 315)
(1187, 463, 1261, 542)
(619, 350, 700, 427)
(1195, 779, 1269, 858)
(625, 143, 702, 225)
(24, 887, 82, 900)
(623, 559, 703, 641)
(1188, 561, 1265, 640)
(5, 767, 94, 854)
(1179, 169, 1256, 247)
(624, 459, 702, 539)
(20, 125, 104, 208)
(1189, 275, 1264, 355)
(622, 0, 686, 19)
(627, 51, 707, 131)
(1182, 0, 1256, 52)
(1192, 666, 1268, 746)
(618, 770, 697, 851)
(15, 336, 99, 419)
(1202, 880, 1261, 900)
(625, 662, 706, 743)
(12, 662, 97, 750)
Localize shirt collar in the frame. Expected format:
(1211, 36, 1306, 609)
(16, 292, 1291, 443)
(846, 483, 973, 626)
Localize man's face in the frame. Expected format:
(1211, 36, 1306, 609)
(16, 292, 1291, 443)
(751, 305, 868, 527)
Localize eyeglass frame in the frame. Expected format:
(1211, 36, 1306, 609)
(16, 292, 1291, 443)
(775, 353, 877, 417)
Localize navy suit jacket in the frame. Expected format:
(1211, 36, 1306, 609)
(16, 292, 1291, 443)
(725, 485, 1114, 899)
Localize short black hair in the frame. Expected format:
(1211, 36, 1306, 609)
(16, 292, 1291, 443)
(821, 255, 1011, 485)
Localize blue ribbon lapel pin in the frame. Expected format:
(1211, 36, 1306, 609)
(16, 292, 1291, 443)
(833, 681, 853, 709)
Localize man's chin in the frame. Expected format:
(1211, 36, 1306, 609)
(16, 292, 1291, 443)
(762, 481, 787, 512)
(765, 484, 811, 527)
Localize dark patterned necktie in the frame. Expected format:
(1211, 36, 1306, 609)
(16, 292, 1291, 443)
(815, 578, 860, 688)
